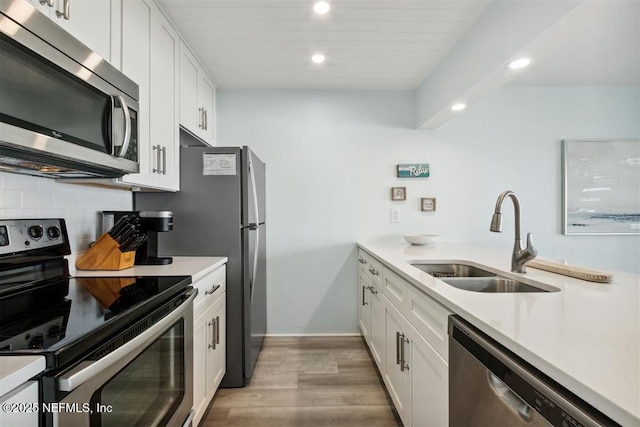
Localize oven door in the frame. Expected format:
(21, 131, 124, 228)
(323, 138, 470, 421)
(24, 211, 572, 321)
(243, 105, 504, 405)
(53, 289, 196, 427)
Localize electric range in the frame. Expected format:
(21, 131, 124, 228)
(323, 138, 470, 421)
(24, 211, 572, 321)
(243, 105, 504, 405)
(0, 218, 196, 427)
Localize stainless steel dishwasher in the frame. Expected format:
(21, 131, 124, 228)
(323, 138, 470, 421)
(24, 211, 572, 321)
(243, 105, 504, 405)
(449, 317, 620, 427)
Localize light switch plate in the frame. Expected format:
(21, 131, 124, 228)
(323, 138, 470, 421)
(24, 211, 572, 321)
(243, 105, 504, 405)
(390, 208, 400, 223)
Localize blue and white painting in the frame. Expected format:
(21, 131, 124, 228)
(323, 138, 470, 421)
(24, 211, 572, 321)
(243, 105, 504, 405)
(563, 140, 640, 235)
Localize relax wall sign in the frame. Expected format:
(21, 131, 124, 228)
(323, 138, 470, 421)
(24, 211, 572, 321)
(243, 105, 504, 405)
(397, 164, 430, 178)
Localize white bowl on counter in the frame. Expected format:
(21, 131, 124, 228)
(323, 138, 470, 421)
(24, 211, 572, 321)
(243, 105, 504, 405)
(403, 234, 439, 246)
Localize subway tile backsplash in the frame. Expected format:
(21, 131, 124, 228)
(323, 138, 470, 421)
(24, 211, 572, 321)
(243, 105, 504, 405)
(0, 172, 132, 267)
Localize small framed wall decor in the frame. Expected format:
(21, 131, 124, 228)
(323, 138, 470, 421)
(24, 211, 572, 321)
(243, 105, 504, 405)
(397, 164, 430, 178)
(421, 197, 436, 212)
(391, 187, 406, 201)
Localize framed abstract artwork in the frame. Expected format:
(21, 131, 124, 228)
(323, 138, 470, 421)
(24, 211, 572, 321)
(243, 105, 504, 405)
(562, 140, 640, 235)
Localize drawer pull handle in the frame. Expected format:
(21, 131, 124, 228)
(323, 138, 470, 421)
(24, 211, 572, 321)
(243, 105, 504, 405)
(209, 317, 218, 349)
(205, 284, 221, 295)
(399, 334, 410, 372)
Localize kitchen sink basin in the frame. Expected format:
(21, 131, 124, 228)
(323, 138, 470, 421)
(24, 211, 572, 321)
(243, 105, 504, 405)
(409, 262, 496, 278)
(409, 261, 560, 293)
(441, 277, 558, 293)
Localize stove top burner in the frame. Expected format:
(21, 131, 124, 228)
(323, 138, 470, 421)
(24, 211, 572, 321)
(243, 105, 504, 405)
(0, 275, 191, 368)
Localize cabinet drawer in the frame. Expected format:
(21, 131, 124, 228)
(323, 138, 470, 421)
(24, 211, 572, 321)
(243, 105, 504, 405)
(382, 267, 409, 311)
(366, 256, 383, 288)
(357, 249, 369, 274)
(406, 285, 452, 361)
(358, 249, 383, 288)
(382, 266, 452, 361)
(194, 265, 226, 318)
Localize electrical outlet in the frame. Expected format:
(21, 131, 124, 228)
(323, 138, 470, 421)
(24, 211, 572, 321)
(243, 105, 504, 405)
(390, 208, 400, 223)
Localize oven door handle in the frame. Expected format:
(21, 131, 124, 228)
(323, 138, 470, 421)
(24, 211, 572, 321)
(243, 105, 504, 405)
(58, 288, 197, 392)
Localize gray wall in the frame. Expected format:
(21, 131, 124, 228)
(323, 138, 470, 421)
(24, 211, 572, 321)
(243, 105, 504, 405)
(217, 87, 639, 335)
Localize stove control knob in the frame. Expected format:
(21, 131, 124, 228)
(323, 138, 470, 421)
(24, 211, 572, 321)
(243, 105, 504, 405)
(47, 226, 61, 239)
(29, 333, 44, 349)
(28, 225, 44, 240)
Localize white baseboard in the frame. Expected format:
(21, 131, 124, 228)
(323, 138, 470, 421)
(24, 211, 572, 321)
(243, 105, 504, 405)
(265, 333, 362, 337)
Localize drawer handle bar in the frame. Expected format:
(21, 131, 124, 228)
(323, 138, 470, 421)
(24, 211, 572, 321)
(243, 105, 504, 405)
(205, 284, 221, 295)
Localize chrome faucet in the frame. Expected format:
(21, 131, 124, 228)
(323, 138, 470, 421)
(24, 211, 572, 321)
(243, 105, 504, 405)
(490, 191, 537, 273)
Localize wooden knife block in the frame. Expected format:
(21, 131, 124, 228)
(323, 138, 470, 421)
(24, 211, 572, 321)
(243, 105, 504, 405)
(76, 233, 136, 271)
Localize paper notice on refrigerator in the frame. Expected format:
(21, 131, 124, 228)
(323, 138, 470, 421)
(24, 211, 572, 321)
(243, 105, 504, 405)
(203, 153, 237, 175)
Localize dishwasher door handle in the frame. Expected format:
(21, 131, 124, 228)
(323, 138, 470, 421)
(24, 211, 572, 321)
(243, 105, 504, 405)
(488, 372, 533, 422)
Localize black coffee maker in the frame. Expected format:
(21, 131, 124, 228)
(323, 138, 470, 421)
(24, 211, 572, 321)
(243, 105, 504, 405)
(102, 211, 173, 265)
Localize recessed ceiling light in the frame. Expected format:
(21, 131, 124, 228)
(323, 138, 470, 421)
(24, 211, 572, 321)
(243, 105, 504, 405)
(312, 54, 325, 64)
(451, 103, 466, 112)
(508, 58, 531, 70)
(313, 1, 331, 15)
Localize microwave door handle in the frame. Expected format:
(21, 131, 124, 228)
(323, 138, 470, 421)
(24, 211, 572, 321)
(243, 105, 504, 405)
(108, 96, 116, 155)
(117, 95, 131, 157)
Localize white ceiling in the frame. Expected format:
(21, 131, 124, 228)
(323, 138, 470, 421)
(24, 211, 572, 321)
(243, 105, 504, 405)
(157, 0, 491, 90)
(157, 0, 640, 91)
(511, 0, 640, 86)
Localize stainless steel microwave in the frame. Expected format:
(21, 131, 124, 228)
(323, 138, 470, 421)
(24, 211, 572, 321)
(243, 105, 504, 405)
(0, 0, 139, 178)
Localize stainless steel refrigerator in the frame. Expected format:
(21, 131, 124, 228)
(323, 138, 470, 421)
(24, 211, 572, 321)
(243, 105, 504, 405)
(134, 146, 266, 388)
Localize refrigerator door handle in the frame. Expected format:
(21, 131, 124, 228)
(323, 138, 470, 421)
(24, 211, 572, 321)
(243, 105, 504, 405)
(250, 225, 259, 303)
(248, 153, 261, 304)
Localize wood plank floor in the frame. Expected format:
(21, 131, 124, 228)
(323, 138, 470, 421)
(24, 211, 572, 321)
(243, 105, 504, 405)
(200, 336, 402, 427)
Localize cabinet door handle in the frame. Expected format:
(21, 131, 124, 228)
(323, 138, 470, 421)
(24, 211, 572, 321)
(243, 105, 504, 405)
(215, 316, 220, 344)
(358, 258, 366, 264)
(152, 145, 160, 173)
(161, 146, 167, 175)
(362, 286, 368, 306)
(56, 0, 70, 19)
(400, 334, 409, 372)
(40, 0, 54, 7)
(205, 284, 220, 295)
(212, 318, 216, 350)
(203, 109, 208, 130)
(396, 331, 401, 365)
(367, 285, 378, 295)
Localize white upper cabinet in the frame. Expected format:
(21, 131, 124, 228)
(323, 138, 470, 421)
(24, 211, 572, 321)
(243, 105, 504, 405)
(180, 42, 216, 146)
(116, 0, 180, 192)
(27, 0, 116, 63)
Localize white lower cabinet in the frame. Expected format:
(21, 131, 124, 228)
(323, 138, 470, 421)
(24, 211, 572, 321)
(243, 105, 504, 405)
(0, 381, 39, 427)
(408, 322, 448, 427)
(192, 266, 227, 426)
(358, 273, 372, 340)
(384, 299, 411, 423)
(358, 249, 451, 427)
(358, 251, 385, 369)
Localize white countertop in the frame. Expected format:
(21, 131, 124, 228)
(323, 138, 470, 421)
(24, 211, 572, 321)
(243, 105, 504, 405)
(73, 256, 228, 282)
(358, 239, 640, 426)
(0, 356, 45, 397)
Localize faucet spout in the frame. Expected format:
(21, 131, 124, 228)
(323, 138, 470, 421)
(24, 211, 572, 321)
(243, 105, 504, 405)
(489, 190, 537, 273)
